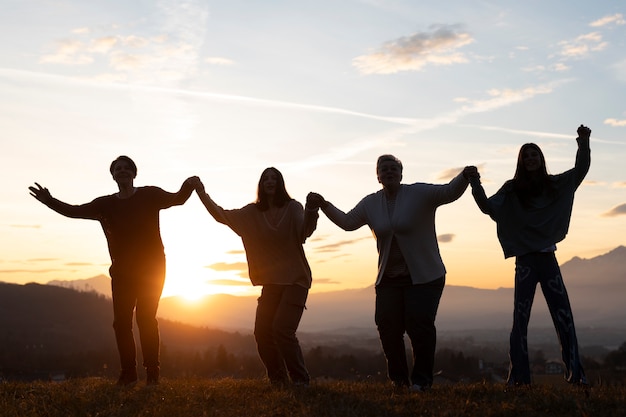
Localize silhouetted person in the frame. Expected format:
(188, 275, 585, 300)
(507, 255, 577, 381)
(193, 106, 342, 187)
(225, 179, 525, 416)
(194, 168, 318, 386)
(29, 155, 197, 386)
(308, 155, 475, 392)
(466, 125, 591, 386)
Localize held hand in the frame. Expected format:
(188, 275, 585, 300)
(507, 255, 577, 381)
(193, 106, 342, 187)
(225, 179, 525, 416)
(306, 192, 326, 209)
(577, 124, 591, 141)
(462, 166, 480, 181)
(191, 177, 205, 194)
(28, 182, 52, 204)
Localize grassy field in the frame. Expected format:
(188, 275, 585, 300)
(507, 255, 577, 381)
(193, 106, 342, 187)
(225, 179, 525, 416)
(1, 378, 625, 417)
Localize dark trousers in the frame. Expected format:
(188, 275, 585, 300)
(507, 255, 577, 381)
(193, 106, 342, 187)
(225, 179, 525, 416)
(110, 258, 166, 372)
(254, 284, 309, 384)
(375, 277, 445, 387)
(508, 252, 586, 385)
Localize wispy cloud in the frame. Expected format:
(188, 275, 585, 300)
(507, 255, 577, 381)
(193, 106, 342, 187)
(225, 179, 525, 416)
(602, 203, 626, 217)
(437, 233, 455, 243)
(205, 278, 249, 287)
(313, 236, 372, 253)
(11, 224, 41, 229)
(353, 24, 474, 74)
(206, 57, 234, 66)
(589, 14, 626, 28)
(558, 32, 607, 59)
(205, 262, 248, 272)
(604, 118, 626, 127)
(0, 269, 63, 274)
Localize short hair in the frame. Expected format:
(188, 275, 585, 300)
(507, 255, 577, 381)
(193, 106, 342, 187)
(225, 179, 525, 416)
(376, 154, 403, 172)
(110, 155, 137, 176)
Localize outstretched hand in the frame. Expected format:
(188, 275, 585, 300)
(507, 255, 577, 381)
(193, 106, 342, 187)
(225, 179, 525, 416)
(28, 183, 52, 204)
(577, 124, 591, 141)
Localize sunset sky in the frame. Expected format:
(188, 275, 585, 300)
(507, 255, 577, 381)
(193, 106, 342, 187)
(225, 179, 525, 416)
(2, 1, 625, 300)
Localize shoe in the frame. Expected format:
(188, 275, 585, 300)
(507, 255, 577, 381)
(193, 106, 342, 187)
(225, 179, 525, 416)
(116, 369, 138, 386)
(146, 366, 160, 385)
(410, 384, 429, 393)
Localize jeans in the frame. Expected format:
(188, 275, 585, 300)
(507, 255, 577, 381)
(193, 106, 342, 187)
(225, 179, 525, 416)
(110, 257, 166, 372)
(508, 252, 586, 385)
(375, 277, 445, 387)
(254, 284, 309, 384)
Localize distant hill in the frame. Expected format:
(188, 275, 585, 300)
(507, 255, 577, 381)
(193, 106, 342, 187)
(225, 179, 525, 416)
(43, 246, 626, 336)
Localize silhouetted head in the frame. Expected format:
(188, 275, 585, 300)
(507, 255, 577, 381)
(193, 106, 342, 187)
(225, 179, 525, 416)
(376, 154, 403, 189)
(256, 167, 292, 210)
(110, 156, 137, 177)
(514, 143, 548, 180)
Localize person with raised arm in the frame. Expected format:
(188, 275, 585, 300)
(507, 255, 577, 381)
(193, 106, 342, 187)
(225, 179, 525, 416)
(29, 155, 197, 386)
(466, 125, 591, 386)
(308, 155, 475, 393)
(194, 167, 318, 387)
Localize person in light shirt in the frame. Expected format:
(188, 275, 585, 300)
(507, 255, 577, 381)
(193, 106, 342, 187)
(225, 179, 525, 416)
(308, 155, 475, 392)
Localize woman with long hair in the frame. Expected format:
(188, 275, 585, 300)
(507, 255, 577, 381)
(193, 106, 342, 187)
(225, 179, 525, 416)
(194, 167, 318, 386)
(467, 125, 591, 386)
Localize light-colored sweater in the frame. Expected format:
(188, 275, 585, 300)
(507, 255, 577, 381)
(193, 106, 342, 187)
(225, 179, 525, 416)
(470, 138, 590, 258)
(198, 196, 318, 288)
(322, 173, 469, 285)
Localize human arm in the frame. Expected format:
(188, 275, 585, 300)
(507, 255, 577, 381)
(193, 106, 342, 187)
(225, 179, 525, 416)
(307, 192, 366, 231)
(574, 124, 591, 186)
(28, 182, 100, 219)
(301, 193, 320, 242)
(167, 176, 198, 207)
(467, 170, 494, 216)
(193, 178, 230, 224)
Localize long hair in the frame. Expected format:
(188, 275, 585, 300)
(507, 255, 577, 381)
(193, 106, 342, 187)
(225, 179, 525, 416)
(512, 143, 554, 205)
(255, 167, 292, 211)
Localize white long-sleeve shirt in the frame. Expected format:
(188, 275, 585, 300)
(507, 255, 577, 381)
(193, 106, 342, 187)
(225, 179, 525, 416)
(322, 173, 469, 285)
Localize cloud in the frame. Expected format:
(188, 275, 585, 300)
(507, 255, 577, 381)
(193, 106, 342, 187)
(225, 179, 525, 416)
(206, 57, 234, 66)
(604, 118, 626, 127)
(0, 269, 63, 274)
(612, 181, 626, 188)
(89, 37, 118, 54)
(313, 236, 372, 253)
(10, 224, 41, 229)
(602, 203, 626, 217)
(436, 167, 464, 181)
(39, 40, 94, 65)
(558, 32, 607, 59)
(26, 258, 58, 262)
(353, 24, 474, 74)
(64, 262, 94, 266)
(205, 279, 249, 287)
(589, 14, 626, 28)
(312, 278, 341, 285)
(437, 233, 455, 243)
(205, 262, 248, 272)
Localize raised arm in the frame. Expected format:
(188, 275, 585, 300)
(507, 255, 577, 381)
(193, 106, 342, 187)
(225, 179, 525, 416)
(193, 178, 230, 224)
(574, 124, 591, 186)
(468, 172, 494, 217)
(167, 176, 198, 207)
(302, 194, 320, 243)
(307, 192, 366, 231)
(28, 182, 99, 219)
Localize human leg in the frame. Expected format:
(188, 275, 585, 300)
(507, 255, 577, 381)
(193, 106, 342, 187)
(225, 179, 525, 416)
(272, 284, 310, 384)
(508, 255, 539, 385)
(375, 285, 409, 387)
(135, 258, 166, 384)
(538, 253, 586, 384)
(254, 285, 289, 384)
(404, 277, 444, 388)
(111, 266, 139, 384)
